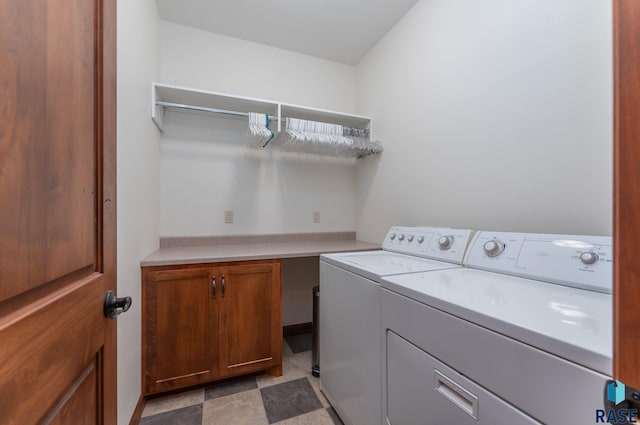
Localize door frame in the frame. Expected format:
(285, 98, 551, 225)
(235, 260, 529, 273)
(99, 0, 118, 422)
(613, 0, 640, 391)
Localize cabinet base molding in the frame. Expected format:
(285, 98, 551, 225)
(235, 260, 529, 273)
(266, 364, 283, 377)
(283, 322, 312, 336)
(143, 368, 282, 398)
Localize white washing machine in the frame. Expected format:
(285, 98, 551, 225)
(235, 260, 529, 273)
(381, 231, 612, 425)
(319, 226, 474, 425)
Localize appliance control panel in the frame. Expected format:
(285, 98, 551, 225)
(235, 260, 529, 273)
(465, 231, 612, 293)
(382, 226, 474, 264)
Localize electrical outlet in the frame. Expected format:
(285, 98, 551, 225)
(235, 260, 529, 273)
(224, 210, 234, 224)
(313, 210, 320, 223)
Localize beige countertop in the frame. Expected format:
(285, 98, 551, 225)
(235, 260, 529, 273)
(141, 232, 380, 267)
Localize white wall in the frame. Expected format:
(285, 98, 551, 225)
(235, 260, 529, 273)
(160, 20, 355, 111)
(117, 1, 160, 424)
(355, 0, 613, 243)
(282, 257, 319, 326)
(159, 115, 357, 236)
(158, 20, 358, 237)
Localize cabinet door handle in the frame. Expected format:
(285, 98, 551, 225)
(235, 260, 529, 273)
(212, 275, 216, 299)
(221, 275, 226, 298)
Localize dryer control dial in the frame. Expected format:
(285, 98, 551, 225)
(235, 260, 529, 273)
(580, 251, 599, 265)
(408, 235, 414, 242)
(417, 236, 425, 244)
(437, 236, 453, 250)
(483, 240, 505, 257)
(398, 234, 405, 241)
(390, 233, 396, 240)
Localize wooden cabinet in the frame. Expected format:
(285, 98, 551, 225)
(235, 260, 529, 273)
(142, 260, 282, 395)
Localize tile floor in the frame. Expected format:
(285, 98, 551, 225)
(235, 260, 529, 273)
(140, 333, 343, 425)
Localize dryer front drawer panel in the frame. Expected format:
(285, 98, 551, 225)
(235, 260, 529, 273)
(381, 289, 609, 425)
(387, 331, 539, 425)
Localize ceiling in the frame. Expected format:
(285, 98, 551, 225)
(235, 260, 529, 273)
(155, 0, 419, 65)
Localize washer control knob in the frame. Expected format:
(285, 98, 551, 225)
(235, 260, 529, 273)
(580, 251, 599, 265)
(408, 235, 415, 242)
(417, 236, 425, 244)
(390, 233, 396, 240)
(398, 234, 405, 241)
(483, 240, 505, 257)
(437, 236, 454, 250)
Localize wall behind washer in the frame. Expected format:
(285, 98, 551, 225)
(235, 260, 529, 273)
(355, 0, 613, 242)
(158, 20, 358, 237)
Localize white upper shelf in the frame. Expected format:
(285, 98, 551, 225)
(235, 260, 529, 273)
(151, 82, 372, 133)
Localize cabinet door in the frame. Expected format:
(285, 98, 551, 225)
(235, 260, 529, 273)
(143, 267, 219, 394)
(219, 262, 282, 376)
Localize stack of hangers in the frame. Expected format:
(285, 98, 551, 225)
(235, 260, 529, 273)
(246, 114, 382, 157)
(246, 112, 274, 149)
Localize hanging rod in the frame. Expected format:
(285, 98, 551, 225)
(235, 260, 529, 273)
(156, 101, 279, 121)
(156, 100, 370, 135)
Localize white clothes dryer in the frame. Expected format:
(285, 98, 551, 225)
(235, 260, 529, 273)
(381, 231, 613, 425)
(319, 226, 474, 425)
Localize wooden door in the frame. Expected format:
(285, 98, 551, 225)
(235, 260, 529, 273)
(219, 262, 282, 377)
(0, 0, 117, 423)
(613, 0, 640, 391)
(142, 267, 219, 395)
